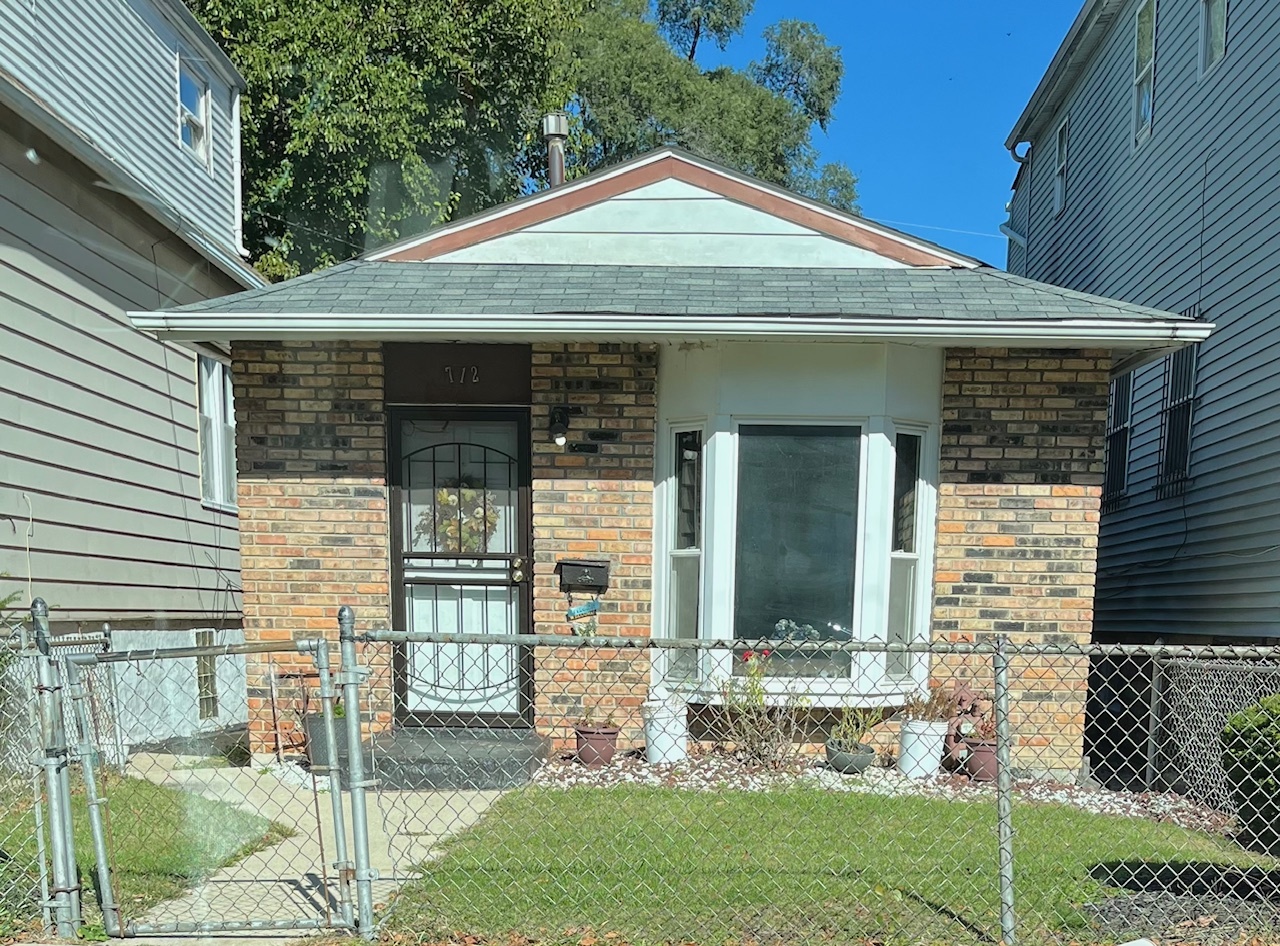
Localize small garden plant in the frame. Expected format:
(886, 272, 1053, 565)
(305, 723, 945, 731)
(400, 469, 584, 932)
(720, 649, 807, 770)
(1221, 693, 1280, 851)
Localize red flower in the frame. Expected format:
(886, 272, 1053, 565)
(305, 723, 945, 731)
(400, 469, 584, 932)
(761, 649, 772, 658)
(742, 650, 755, 662)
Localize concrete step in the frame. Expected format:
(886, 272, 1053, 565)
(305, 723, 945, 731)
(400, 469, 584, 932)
(360, 727, 549, 791)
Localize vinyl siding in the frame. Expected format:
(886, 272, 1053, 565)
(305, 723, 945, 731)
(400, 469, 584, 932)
(0, 119, 242, 624)
(433, 179, 912, 268)
(0, 0, 239, 253)
(1013, 0, 1280, 638)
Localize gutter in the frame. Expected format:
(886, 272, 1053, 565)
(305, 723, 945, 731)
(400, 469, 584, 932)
(128, 310, 1214, 348)
(0, 71, 264, 291)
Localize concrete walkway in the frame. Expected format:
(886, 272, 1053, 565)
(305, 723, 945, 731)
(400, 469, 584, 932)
(117, 753, 499, 944)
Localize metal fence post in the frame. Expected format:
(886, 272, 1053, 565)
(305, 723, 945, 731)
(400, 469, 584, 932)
(64, 656, 122, 937)
(992, 635, 1017, 946)
(1145, 653, 1164, 791)
(32, 598, 79, 938)
(314, 638, 355, 930)
(338, 607, 376, 939)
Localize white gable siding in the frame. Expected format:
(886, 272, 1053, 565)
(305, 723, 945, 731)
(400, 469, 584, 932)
(0, 0, 239, 254)
(433, 181, 910, 268)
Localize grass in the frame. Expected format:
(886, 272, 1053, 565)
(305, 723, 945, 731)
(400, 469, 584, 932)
(382, 786, 1278, 946)
(0, 771, 289, 931)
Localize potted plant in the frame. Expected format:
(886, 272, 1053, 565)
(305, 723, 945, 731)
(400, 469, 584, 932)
(896, 687, 954, 778)
(574, 705, 620, 768)
(961, 714, 999, 782)
(825, 707, 882, 774)
(304, 697, 348, 770)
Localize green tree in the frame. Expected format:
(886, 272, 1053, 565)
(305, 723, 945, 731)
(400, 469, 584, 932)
(553, 0, 857, 212)
(189, 0, 582, 277)
(656, 0, 755, 60)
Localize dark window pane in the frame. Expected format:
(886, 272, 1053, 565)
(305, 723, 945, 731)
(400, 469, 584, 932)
(674, 430, 702, 550)
(893, 433, 921, 554)
(733, 425, 859, 677)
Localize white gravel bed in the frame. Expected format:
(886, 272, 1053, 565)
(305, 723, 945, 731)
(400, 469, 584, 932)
(530, 750, 1230, 834)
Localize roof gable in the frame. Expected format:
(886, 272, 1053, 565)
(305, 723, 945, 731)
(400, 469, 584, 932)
(369, 150, 978, 268)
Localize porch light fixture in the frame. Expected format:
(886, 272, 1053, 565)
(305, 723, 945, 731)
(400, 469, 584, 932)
(549, 406, 571, 446)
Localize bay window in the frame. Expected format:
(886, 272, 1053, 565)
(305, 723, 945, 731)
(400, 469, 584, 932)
(732, 425, 858, 679)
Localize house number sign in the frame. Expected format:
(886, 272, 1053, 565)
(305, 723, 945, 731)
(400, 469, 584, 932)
(383, 343, 532, 404)
(443, 365, 480, 384)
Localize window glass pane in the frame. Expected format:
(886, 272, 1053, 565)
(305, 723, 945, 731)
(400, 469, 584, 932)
(199, 413, 216, 502)
(893, 433, 921, 554)
(733, 425, 858, 678)
(1056, 123, 1068, 167)
(667, 556, 700, 684)
(1136, 75, 1154, 130)
(1136, 1, 1155, 71)
(1206, 0, 1226, 66)
(180, 69, 203, 114)
(674, 430, 702, 550)
(886, 557, 917, 679)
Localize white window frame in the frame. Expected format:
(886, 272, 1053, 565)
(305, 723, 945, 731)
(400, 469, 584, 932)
(178, 57, 211, 167)
(198, 355, 236, 510)
(1052, 118, 1069, 216)
(658, 421, 706, 685)
(1132, 0, 1156, 149)
(1200, 0, 1227, 76)
(654, 414, 937, 706)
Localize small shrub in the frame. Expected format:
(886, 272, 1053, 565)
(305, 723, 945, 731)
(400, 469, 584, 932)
(1221, 693, 1280, 852)
(720, 650, 807, 770)
(829, 707, 883, 750)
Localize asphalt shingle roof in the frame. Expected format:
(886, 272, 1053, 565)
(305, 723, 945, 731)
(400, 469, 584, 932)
(166, 262, 1189, 323)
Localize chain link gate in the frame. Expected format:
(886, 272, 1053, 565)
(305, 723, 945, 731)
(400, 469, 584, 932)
(54, 618, 374, 938)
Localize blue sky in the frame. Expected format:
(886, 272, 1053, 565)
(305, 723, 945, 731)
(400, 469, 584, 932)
(710, 1, 1081, 264)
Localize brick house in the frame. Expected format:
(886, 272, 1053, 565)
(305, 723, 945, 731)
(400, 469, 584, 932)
(131, 148, 1209, 772)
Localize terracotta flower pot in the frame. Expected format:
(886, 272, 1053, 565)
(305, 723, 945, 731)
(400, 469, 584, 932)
(963, 739, 999, 782)
(574, 725, 620, 768)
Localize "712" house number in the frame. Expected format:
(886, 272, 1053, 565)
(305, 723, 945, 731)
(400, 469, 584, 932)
(443, 365, 480, 384)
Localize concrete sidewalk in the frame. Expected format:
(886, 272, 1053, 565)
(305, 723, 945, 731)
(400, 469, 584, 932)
(112, 754, 498, 945)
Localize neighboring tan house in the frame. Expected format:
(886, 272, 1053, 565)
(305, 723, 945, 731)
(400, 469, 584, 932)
(130, 147, 1209, 774)
(1005, 0, 1278, 645)
(0, 0, 263, 734)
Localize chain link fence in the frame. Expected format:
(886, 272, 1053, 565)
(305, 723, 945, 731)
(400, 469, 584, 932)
(5, 602, 1280, 945)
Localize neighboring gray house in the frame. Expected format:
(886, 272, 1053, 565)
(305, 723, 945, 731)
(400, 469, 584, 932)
(0, 0, 262, 725)
(1004, 0, 1279, 645)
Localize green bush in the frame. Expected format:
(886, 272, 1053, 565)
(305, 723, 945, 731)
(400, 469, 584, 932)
(1221, 693, 1280, 852)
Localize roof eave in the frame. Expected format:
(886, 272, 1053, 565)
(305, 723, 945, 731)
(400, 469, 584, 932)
(127, 311, 1213, 351)
(1006, 0, 1124, 149)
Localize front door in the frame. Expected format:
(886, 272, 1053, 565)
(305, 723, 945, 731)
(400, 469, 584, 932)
(390, 409, 531, 723)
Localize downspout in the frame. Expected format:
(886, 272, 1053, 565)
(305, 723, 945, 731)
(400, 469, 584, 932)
(1001, 142, 1031, 249)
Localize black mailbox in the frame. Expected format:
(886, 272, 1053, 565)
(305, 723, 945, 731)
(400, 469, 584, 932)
(555, 558, 610, 594)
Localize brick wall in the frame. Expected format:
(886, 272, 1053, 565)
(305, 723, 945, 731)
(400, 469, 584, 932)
(932, 347, 1110, 774)
(232, 340, 392, 753)
(530, 343, 658, 748)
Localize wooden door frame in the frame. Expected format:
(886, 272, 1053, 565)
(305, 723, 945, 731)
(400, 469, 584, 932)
(388, 406, 535, 728)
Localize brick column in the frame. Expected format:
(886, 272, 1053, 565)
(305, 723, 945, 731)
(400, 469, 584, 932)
(232, 340, 392, 754)
(932, 347, 1110, 775)
(530, 343, 657, 748)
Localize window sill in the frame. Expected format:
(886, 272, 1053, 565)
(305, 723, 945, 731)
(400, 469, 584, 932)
(202, 500, 239, 516)
(664, 677, 920, 710)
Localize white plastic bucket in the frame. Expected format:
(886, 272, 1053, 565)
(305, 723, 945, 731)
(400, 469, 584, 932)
(642, 690, 688, 764)
(897, 719, 948, 778)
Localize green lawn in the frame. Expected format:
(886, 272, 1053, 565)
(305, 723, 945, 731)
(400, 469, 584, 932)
(0, 771, 289, 934)
(383, 786, 1278, 946)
